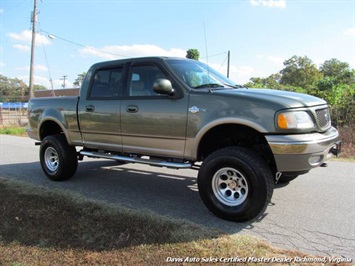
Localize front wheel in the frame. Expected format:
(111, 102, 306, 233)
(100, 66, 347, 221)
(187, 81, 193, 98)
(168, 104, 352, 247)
(40, 134, 78, 181)
(198, 147, 274, 222)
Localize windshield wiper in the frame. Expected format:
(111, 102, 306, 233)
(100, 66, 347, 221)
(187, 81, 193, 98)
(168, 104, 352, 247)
(223, 83, 244, 89)
(193, 83, 225, 89)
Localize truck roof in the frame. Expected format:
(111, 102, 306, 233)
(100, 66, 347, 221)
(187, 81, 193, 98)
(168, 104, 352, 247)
(90, 56, 190, 68)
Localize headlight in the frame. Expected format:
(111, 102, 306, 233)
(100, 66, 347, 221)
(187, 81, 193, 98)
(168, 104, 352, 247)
(277, 111, 314, 129)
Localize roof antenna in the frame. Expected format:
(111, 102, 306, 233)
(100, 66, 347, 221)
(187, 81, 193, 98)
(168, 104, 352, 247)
(203, 22, 210, 76)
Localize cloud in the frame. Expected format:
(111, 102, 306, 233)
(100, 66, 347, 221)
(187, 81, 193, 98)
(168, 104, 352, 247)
(267, 55, 284, 65)
(18, 74, 72, 89)
(9, 30, 51, 46)
(13, 44, 30, 52)
(80, 44, 256, 84)
(207, 62, 255, 84)
(15, 64, 48, 73)
(257, 54, 285, 65)
(343, 28, 355, 37)
(80, 44, 256, 83)
(79, 44, 186, 60)
(250, 0, 286, 8)
(229, 65, 256, 84)
(9, 30, 32, 42)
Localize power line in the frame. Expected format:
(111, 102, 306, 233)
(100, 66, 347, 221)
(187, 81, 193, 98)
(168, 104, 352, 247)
(60, 75, 68, 89)
(38, 22, 54, 91)
(39, 29, 129, 58)
(200, 51, 228, 59)
(218, 54, 228, 71)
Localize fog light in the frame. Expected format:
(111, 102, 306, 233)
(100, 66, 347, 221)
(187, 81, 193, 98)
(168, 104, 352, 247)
(309, 155, 323, 165)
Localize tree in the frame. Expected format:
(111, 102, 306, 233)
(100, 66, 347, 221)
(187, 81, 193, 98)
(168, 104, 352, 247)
(33, 84, 48, 91)
(280, 55, 322, 89)
(0, 75, 28, 102)
(245, 73, 285, 89)
(244, 55, 354, 126)
(316, 59, 355, 117)
(244, 77, 266, 88)
(320, 58, 354, 85)
(0, 75, 48, 101)
(186, 49, 200, 60)
(73, 72, 86, 88)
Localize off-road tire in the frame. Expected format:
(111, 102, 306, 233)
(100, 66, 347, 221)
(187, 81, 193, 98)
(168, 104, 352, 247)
(40, 134, 78, 181)
(198, 146, 274, 222)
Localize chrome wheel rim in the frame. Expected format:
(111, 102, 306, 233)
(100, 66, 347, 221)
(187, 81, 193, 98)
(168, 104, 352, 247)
(44, 147, 59, 172)
(212, 167, 249, 206)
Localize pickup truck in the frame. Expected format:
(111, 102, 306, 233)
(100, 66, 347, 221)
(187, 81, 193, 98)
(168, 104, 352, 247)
(27, 56, 341, 222)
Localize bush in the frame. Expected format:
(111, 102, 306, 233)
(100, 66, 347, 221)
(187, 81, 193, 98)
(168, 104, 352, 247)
(336, 126, 355, 159)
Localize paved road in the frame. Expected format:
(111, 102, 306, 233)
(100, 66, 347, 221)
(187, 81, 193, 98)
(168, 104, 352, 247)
(1, 135, 354, 259)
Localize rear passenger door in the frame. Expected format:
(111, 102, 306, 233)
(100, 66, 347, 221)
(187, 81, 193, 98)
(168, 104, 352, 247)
(121, 62, 189, 158)
(78, 66, 124, 151)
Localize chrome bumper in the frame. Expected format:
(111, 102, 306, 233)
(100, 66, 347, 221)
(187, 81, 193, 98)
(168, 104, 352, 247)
(266, 127, 341, 172)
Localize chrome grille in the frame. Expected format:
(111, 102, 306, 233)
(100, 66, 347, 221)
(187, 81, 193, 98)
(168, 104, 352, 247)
(315, 108, 331, 129)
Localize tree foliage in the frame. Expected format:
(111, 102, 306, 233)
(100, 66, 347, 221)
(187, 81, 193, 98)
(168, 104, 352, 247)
(186, 49, 200, 60)
(244, 55, 355, 125)
(279, 55, 322, 89)
(0, 75, 28, 102)
(320, 58, 351, 81)
(73, 72, 87, 88)
(0, 75, 47, 102)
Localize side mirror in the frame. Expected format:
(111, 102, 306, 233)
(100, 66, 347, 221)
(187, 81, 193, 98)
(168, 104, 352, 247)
(153, 79, 175, 96)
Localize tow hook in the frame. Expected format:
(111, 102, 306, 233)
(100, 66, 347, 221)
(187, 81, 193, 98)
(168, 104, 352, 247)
(330, 141, 341, 157)
(275, 172, 282, 184)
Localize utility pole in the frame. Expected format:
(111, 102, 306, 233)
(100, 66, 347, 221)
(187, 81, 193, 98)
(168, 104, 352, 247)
(61, 75, 68, 89)
(29, 0, 38, 99)
(227, 50, 230, 78)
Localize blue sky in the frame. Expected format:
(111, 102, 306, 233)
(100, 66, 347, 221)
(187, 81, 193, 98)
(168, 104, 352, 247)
(1, 0, 354, 89)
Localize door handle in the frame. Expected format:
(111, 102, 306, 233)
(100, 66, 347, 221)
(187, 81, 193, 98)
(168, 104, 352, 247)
(126, 105, 139, 113)
(85, 105, 95, 112)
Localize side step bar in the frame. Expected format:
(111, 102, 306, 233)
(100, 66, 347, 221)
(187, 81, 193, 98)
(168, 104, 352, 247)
(79, 151, 192, 169)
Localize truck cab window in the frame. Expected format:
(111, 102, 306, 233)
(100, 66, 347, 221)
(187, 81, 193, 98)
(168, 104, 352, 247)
(129, 65, 167, 97)
(89, 68, 123, 98)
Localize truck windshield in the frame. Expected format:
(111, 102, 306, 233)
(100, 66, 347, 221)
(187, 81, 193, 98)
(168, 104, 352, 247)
(166, 59, 238, 89)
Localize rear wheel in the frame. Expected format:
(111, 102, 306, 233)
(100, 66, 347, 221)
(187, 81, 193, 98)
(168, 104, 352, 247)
(40, 134, 78, 181)
(198, 147, 274, 222)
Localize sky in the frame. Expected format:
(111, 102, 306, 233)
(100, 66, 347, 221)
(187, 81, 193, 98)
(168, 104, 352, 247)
(1, 0, 354, 89)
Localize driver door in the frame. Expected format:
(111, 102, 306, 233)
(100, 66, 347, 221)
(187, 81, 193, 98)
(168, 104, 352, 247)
(120, 62, 188, 158)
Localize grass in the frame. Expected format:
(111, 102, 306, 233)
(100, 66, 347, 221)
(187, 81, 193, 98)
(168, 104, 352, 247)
(0, 126, 353, 264)
(0, 126, 26, 136)
(0, 179, 346, 266)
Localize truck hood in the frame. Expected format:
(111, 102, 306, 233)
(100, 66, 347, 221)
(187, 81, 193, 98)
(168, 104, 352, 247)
(214, 88, 327, 109)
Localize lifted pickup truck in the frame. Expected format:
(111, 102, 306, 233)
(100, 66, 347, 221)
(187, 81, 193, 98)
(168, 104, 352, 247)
(27, 57, 341, 222)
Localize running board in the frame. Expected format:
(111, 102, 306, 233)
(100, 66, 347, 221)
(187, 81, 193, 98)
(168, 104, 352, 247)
(79, 151, 192, 169)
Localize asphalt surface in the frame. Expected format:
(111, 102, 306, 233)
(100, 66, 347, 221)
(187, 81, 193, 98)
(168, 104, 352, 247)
(1, 135, 354, 260)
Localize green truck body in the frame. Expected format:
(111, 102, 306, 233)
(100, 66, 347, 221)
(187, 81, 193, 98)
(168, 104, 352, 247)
(27, 57, 341, 222)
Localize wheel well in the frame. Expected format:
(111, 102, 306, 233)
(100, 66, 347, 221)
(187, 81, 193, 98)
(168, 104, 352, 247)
(197, 124, 277, 173)
(39, 120, 64, 140)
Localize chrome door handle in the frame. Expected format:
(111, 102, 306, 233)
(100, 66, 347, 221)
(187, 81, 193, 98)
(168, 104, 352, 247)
(126, 105, 139, 113)
(85, 105, 95, 112)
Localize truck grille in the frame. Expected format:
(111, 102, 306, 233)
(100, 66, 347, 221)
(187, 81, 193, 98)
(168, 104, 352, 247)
(315, 108, 331, 129)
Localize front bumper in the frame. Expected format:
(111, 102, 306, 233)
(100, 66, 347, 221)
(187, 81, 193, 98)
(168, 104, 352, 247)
(266, 127, 341, 173)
